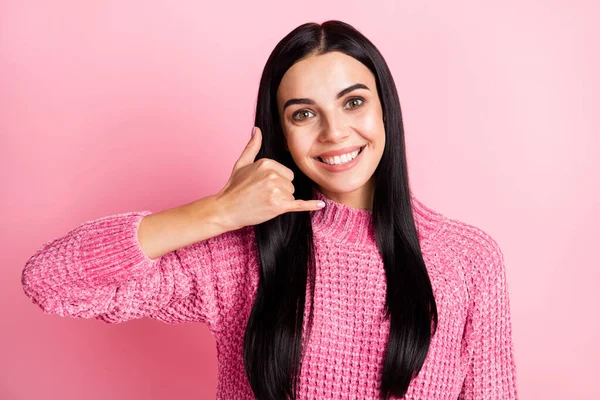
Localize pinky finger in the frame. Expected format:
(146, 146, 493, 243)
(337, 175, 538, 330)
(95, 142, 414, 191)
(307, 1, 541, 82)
(289, 200, 326, 212)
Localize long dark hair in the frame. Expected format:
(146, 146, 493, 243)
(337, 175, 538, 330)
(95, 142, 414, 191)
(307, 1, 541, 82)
(243, 20, 438, 400)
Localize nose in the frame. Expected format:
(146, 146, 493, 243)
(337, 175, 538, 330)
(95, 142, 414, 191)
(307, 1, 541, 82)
(319, 110, 350, 143)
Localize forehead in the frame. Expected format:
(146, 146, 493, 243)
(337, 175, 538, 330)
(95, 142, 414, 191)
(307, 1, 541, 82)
(277, 51, 376, 103)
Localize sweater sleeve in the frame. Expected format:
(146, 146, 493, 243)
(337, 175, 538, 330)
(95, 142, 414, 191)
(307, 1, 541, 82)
(458, 227, 519, 399)
(21, 211, 230, 332)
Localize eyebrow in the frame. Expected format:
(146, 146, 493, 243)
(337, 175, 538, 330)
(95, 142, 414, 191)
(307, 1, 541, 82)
(282, 83, 370, 112)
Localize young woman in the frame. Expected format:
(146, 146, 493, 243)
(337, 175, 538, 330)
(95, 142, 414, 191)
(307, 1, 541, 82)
(21, 20, 519, 400)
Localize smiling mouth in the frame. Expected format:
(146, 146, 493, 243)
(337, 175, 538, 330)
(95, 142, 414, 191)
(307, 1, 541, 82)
(315, 145, 366, 164)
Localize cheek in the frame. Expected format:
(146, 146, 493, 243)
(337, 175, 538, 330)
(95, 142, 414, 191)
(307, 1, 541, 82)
(358, 112, 385, 142)
(287, 137, 312, 160)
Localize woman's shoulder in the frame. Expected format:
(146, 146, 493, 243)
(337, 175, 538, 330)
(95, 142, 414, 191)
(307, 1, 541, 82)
(410, 195, 446, 245)
(412, 196, 505, 278)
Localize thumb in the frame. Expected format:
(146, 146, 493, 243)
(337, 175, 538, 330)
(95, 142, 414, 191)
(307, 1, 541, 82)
(234, 126, 262, 170)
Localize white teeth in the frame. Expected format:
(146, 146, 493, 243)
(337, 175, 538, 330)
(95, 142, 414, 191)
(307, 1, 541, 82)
(320, 148, 361, 165)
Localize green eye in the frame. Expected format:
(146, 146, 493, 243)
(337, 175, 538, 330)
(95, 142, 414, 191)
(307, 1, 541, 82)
(293, 110, 314, 121)
(292, 97, 364, 121)
(345, 98, 364, 109)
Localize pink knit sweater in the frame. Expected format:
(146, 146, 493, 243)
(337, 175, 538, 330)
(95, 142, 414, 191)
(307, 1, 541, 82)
(21, 189, 519, 399)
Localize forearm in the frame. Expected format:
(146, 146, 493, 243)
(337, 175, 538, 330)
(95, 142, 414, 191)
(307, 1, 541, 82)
(137, 194, 231, 260)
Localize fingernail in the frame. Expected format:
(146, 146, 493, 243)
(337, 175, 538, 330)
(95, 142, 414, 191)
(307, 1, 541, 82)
(316, 201, 325, 208)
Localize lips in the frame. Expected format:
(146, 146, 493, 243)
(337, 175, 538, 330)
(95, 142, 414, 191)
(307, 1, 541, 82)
(314, 144, 366, 172)
(314, 145, 366, 162)
(314, 145, 365, 159)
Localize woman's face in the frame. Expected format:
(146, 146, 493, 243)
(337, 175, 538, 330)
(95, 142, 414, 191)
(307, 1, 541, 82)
(276, 51, 385, 210)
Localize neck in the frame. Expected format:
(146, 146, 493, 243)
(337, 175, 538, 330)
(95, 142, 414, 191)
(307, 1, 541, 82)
(315, 178, 375, 211)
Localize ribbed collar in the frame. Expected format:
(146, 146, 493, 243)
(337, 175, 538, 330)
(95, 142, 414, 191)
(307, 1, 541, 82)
(309, 186, 441, 248)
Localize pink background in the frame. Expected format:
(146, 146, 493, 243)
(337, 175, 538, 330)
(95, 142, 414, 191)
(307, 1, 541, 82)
(2, 0, 598, 399)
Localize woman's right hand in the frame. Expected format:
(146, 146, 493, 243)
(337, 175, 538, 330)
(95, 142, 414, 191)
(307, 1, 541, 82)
(214, 126, 326, 231)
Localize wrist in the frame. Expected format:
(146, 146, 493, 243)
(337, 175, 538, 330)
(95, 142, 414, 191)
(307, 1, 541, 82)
(187, 194, 236, 238)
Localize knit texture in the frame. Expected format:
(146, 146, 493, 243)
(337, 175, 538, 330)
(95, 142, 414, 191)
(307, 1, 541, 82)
(21, 188, 519, 399)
